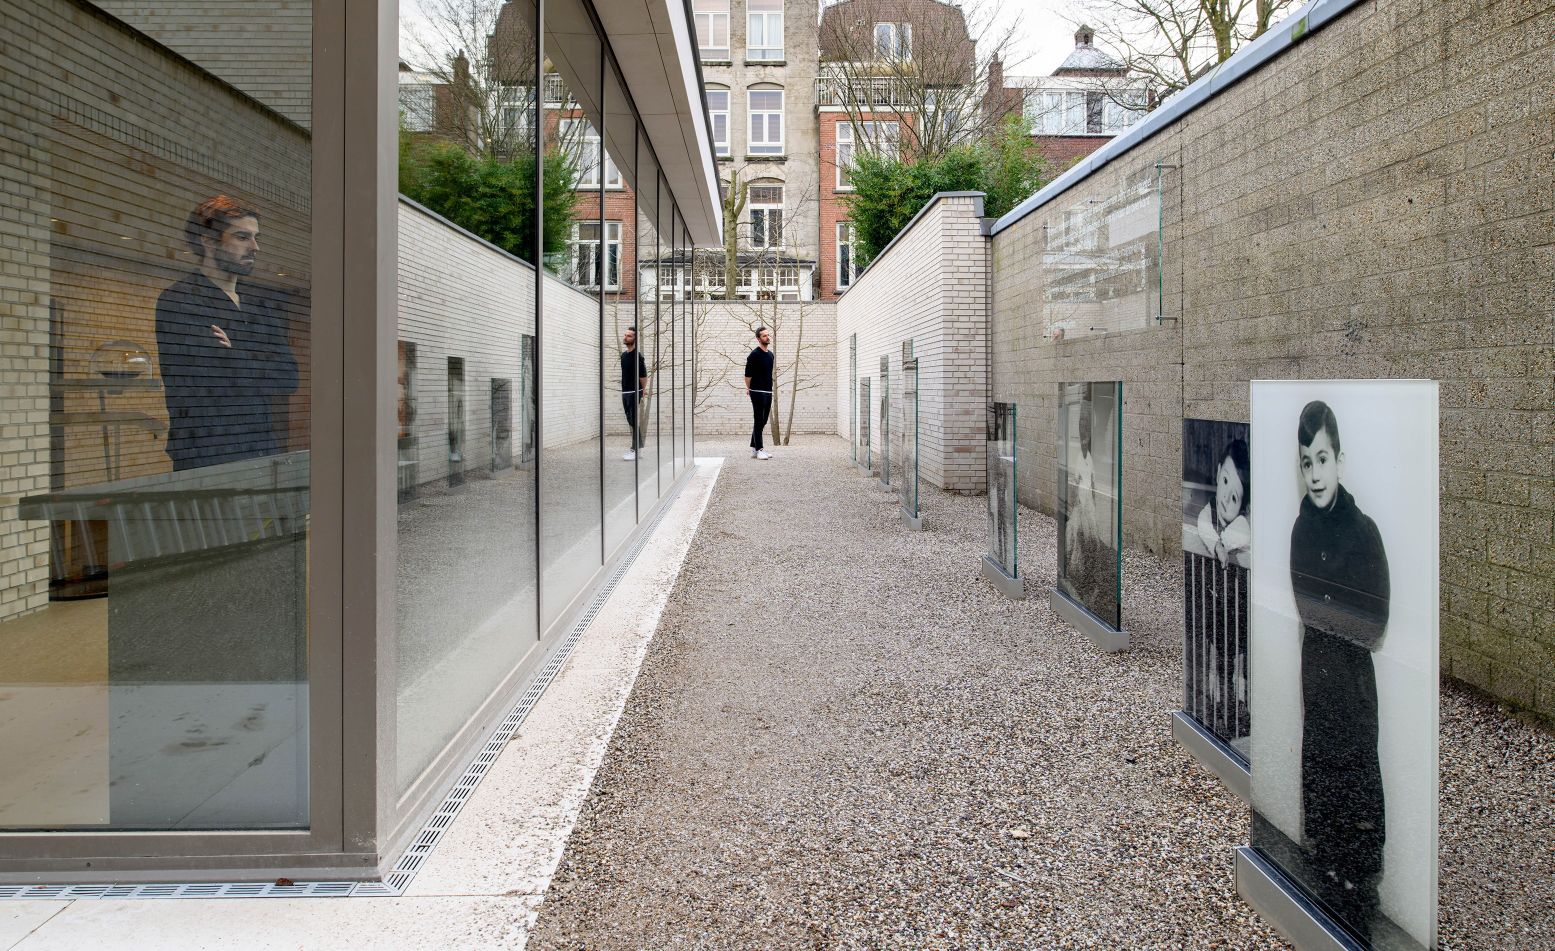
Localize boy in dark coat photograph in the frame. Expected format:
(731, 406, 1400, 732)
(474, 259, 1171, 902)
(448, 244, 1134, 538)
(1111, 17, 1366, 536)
(1290, 399, 1391, 940)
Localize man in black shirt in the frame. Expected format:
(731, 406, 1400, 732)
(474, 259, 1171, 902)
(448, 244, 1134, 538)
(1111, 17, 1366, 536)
(156, 196, 299, 471)
(744, 325, 775, 460)
(619, 326, 649, 461)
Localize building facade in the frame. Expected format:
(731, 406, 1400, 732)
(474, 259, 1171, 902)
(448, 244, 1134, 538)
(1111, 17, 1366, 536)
(1003, 27, 1150, 168)
(0, 0, 719, 884)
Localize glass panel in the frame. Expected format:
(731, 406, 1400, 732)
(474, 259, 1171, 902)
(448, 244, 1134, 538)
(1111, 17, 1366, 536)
(394, 0, 539, 793)
(602, 62, 637, 559)
(1038, 165, 1163, 341)
(676, 221, 692, 473)
(1248, 380, 1440, 950)
(902, 358, 919, 520)
(1056, 382, 1122, 630)
(1181, 419, 1252, 763)
(657, 191, 676, 492)
(859, 380, 872, 471)
(987, 402, 1017, 575)
(849, 335, 857, 462)
(0, 1, 312, 831)
(878, 356, 890, 488)
(541, 7, 603, 629)
(635, 132, 660, 508)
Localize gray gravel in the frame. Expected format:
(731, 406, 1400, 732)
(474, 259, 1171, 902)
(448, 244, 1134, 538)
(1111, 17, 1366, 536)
(527, 436, 1555, 950)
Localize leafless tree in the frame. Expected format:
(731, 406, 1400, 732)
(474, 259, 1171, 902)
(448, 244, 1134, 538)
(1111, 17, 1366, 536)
(1072, 0, 1298, 99)
(818, 0, 1023, 162)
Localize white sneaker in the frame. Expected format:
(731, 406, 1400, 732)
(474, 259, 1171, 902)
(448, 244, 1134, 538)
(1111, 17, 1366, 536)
(622, 450, 636, 461)
(755, 450, 772, 460)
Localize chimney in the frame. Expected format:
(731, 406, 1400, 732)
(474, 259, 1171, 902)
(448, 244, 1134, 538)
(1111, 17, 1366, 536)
(1075, 25, 1095, 47)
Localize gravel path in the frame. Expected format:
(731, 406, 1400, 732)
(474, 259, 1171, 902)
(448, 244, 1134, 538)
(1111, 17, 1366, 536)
(527, 436, 1555, 950)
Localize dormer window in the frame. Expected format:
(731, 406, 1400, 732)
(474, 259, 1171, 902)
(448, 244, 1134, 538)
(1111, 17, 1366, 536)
(874, 22, 912, 60)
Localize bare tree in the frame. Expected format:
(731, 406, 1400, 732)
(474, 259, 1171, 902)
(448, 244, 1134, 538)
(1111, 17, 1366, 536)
(1073, 0, 1298, 99)
(818, 0, 1023, 161)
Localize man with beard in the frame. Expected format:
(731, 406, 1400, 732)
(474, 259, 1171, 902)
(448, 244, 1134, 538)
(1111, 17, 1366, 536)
(156, 196, 299, 470)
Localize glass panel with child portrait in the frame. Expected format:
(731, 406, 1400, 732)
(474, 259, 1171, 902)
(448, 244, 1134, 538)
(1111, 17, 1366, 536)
(1056, 382, 1122, 630)
(1248, 380, 1439, 951)
(1182, 419, 1252, 762)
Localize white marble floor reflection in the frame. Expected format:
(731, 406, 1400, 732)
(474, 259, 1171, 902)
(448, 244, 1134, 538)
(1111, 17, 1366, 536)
(0, 682, 304, 831)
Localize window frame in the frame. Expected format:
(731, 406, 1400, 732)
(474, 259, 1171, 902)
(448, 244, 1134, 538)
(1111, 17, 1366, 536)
(837, 221, 855, 290)
(747, 87, 784, 155)
(569, 219, 623, 290)
(705, 86, 730, 157)
(560, 117, 621, 189)
(874, 22, 912, 60)
(746, 0, 784, 61)
(835, 119, 898, 189)
(748, 183, 784, 249)
(693, 0, 730, 60)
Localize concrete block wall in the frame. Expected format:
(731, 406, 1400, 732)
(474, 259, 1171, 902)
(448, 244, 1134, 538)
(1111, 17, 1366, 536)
(695, 300, 837, 437)
(837, 193, 989, 493)
(989, 0, 1555, 718)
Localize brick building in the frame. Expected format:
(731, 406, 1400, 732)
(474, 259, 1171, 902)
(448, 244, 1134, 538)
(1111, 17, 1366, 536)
(1002, 26, 1150, 169)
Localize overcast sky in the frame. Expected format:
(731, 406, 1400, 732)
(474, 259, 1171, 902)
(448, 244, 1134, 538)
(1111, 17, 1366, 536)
(991, 0, 1085, 77)
(401, 0, 1085, 77)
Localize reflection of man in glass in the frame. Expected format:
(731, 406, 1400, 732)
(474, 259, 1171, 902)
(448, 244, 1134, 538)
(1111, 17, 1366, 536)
(156, 196, 298, 470)
(1290, 400, 1389, 940)
(619, 326, 648, 461)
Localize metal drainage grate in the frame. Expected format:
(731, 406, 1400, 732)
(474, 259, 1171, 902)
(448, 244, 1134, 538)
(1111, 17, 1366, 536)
(0, 474, 694, 902)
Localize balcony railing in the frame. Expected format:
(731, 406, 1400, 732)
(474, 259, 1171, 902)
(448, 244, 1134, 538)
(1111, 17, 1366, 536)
(815, 69, 917, 110)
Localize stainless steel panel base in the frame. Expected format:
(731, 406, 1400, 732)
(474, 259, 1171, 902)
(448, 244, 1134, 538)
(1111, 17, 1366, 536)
(1171, 711, 1250, 803)
(900, 508, 924, 531)
(1049, 588, 1129, 652)
(980, 554, 1024, 600)
(1235, 847, 1365, 951)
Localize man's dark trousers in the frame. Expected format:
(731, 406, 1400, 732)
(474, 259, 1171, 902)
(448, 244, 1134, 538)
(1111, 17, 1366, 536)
(750, 392, 772, 450)
(622, 391, 645, 449)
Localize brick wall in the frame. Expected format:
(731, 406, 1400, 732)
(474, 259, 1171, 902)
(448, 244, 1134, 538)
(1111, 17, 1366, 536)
(694, 300, 838, 436)
(987, 0, 1555, 717)
(837, 193, 989, 493)
(94, 1, 313, 128)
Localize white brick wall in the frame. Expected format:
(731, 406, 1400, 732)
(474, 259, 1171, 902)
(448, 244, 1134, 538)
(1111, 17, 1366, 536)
(693, 300, 837, 437)
(835, 193, 989, 493)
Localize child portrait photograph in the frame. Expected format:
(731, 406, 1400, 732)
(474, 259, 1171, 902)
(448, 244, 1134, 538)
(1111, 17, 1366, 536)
(1181, 418, 1252, 759)
(1248, 380, 1439, 951)
(1056, 381, 1121, 629)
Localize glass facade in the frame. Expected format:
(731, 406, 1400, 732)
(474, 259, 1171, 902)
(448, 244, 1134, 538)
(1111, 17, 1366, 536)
(0, 0, 313, 834)
(0, 0, 712, 880)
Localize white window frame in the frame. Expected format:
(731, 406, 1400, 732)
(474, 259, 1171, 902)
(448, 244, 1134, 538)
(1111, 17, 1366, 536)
(874, 22, 912, 60)
(835, 120, 898, 189)
(693, 0, 730, 60)
(569, 220, 622, 290)
(747, 0, 784, 61)
(560, 118, 621, 188)
(747, 87, 784, 155)
(748, 183, 784, 249)
(706, 86, 730, 157)
(837, 221, 855, 289)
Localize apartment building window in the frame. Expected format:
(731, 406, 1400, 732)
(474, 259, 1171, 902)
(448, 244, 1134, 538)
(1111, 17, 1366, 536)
(694, 0, 729, 60)
(706, 86, 730, 156)
(834, 120, 898, 188)
(561, 118, 621, 187)
(747, 0, 783, 61)
(1027, 88, 1144, 135)
(570, 220, 622, 289)
(749, 183, 783, 248)
(874, 22, 912, 60)
(748, 86, 783, 155)
(837, 222, 856, 289)
(497, 84, 535, 150)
